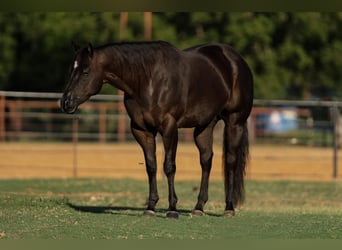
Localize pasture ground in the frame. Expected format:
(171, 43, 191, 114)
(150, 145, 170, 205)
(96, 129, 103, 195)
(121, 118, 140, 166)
(0, 178, 341, 239)
(0, 142, 341, 240)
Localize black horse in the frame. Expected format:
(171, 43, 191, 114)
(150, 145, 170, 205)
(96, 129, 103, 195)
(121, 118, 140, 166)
(61, 41, 253, 218)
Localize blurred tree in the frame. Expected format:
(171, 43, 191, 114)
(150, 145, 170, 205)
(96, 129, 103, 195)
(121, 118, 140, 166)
(274, 13, 339, 99)
(1, 13, 122, 92)
(223, 13, 283, 99)
(0, 12, 341, 100)
(0, 13, 16, 90)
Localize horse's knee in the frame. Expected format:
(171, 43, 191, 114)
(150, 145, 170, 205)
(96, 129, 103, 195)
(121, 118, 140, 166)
(163, 162, 176, 177)
(226, 154, 237, 165)
(200, 151, 213, 168)
(145, 157, 157, 175)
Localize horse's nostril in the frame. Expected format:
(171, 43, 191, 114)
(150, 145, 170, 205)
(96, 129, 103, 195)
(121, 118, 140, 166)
(63, 99, 69, 110)
(60, 93, 79, 114)
(60, 95, 68, 111)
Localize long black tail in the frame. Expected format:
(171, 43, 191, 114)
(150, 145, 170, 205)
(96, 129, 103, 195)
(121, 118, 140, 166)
(222, 122, 249, 207)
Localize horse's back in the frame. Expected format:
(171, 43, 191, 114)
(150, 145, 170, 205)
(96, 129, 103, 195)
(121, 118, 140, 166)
(184, 43, 253, 122)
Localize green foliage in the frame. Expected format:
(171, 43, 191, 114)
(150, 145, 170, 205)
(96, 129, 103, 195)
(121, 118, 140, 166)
(0, 12, 341, 98)
(0, 13, 122, 92)
(0, 13, 16, 88)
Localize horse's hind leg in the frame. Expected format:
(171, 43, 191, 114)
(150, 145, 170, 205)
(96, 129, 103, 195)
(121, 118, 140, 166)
(130, 122, 159, 216)
(222, 113, 248, 216)
(160, 114, 179, 218)
(192, 119, 218, 216)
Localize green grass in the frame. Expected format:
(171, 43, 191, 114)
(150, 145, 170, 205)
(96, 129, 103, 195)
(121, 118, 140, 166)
(0, 178, 341, 239)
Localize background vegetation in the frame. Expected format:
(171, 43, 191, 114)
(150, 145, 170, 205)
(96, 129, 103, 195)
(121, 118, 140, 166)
(0, 12, 341, 99)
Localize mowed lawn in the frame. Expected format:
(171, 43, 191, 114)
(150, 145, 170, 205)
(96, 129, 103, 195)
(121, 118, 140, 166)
(0, 178, 341, 239)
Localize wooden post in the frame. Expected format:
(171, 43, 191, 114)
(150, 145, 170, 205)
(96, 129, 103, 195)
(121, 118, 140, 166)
(8, 100, 23, 140)
(99, 106, 107, 143)
(0, 95, 5, 141)
(116, 12, 152, 141)
(332, 105, 339, 180)
(117, 90, 126, 141)
(119, 12, 128, 40)
(72, 116, 79, 178)
(184, 128, 193, 142)
(144, 12, 152, 40)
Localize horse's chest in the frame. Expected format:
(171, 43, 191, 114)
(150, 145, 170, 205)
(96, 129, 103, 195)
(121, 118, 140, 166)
(125, 95, 183, 130)
(142, 111, 158, 127)
(126, 103, 163, 129)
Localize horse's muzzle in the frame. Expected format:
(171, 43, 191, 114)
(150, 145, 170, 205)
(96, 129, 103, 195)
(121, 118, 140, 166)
(60, 92, 79, 114)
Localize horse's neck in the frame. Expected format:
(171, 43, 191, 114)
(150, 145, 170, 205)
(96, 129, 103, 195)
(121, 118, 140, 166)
(102, 47, 151, 96)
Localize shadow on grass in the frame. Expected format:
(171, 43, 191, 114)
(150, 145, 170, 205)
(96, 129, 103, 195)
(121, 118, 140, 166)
(66, 202, 144, 214)
(66, 202, 222, 218)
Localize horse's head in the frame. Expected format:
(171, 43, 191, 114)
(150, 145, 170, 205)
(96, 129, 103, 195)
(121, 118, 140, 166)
(61, 43, 103, 114)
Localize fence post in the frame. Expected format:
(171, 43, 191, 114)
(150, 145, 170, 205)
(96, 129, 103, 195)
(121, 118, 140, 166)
(144, 12, 152, 40)
(117, 90, 126, 141)
(332, 105, 339, 180)
(99, 106, 107, 143)
(72, 116, 79, 178)
(0, 95, 5, 141)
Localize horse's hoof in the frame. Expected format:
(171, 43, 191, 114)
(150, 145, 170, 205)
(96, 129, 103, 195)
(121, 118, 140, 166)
(191, 209, 205, 216)
(224, 210, 235, 217)
(166, 211, 179, 219)
(143, 210, 156, 217)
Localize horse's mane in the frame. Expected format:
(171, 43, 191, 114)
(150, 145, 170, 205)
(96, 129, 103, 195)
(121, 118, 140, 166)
(95, 41, 179, 83)
(96, 40, 174, 50)
(96, 41, 177, 60)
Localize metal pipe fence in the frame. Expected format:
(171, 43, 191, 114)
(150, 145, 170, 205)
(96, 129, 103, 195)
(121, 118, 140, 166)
(0, 91, 341, 180)
(253, 99, 341, 180)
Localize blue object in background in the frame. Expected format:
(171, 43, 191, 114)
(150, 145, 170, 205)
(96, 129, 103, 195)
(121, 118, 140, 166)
(256, 108, 298, 134)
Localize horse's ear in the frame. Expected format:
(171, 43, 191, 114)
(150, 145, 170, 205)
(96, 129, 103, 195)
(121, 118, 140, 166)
(87, 43, 94, 58)
(71, 41, 80, 52)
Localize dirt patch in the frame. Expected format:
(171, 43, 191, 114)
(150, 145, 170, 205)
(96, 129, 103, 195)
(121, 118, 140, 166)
(0, 142, 341, 181)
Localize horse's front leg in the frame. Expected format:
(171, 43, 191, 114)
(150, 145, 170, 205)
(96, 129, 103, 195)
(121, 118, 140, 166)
(160, 114, 179, 218)
(130, 122, 159, 216)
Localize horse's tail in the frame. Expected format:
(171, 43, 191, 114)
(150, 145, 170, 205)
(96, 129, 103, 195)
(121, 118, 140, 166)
(222, 121, 249, 207)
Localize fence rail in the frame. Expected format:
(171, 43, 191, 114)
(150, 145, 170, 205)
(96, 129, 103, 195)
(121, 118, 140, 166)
(0, 91, 341, 180)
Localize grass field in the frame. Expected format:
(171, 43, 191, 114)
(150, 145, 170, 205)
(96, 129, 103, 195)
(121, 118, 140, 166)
(0, 178, 341, 239)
